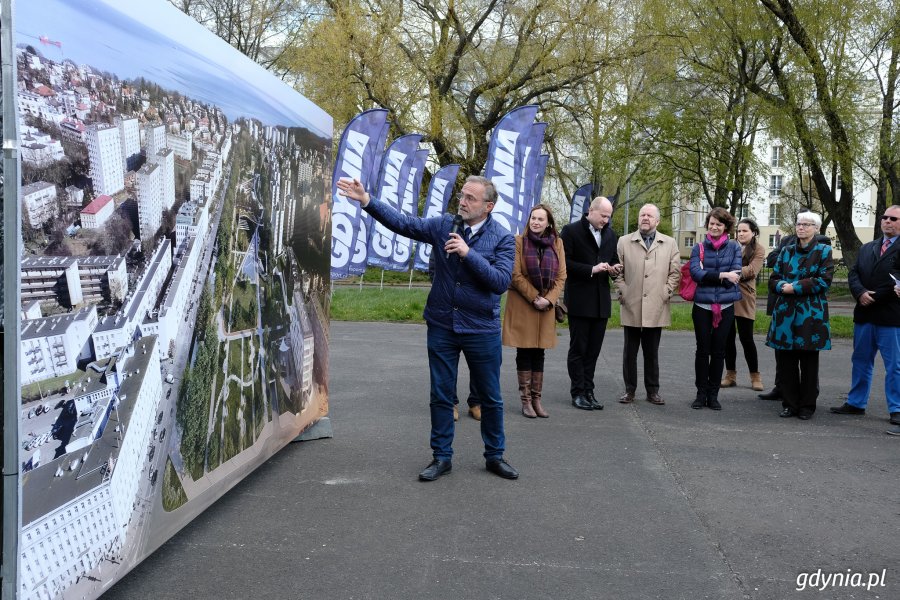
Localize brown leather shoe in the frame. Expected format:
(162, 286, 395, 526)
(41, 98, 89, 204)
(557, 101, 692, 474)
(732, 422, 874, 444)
(619, 391, 635, 404)
(469, 405, 482, 421)
(647, 393, 665, 405)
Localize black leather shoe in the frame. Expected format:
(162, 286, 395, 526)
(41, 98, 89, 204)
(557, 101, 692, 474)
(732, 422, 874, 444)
(586, 391, 603, 410)
(486, 459, 519, 480)
(779, 407, 797, 418)
(691, 394, 706, 409)
(890, 412, 900, 425)
(418, 458, 452, 481)
(572, 395, 593, 410)
(758, 388, 781, 400)
(829, 402, 865, 415)
(797, 410, 814, 420)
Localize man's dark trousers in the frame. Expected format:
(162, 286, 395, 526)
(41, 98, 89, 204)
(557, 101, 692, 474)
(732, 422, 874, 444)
(567, 315, 607, 398)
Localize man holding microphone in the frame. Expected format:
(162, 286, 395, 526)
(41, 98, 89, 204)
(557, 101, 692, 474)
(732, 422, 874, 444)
(336, 175, 519, 481)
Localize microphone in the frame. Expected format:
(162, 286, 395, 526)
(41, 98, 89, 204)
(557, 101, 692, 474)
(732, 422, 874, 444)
(447, 214, 464, 259)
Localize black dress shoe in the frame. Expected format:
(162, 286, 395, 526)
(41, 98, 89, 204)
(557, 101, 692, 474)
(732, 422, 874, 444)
(829, 402, 865, 415)
(779, 407, 797, 418)
(572, 395, 593, 410)
(586, 391, 603, 410)
(418, 458, 452, 481)
(691, 394, 706, 409)
(797, 410, 814, 420)
(758, 388, 781, 400)
(890, 412, 900, 425)
(486, 458, 519, 480)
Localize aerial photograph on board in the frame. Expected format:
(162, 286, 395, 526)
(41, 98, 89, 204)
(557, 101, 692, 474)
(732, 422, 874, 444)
(14, 1, 332, 598)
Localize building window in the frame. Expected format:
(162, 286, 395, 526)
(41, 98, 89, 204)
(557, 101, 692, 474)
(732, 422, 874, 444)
(768, 204, 780, 226)
(769, 175, 783, 197)
(684, 236, 695, 248)
(836, 174, 843, 189)
(736, 204, 749, 219)
(771, 145, 783, 168)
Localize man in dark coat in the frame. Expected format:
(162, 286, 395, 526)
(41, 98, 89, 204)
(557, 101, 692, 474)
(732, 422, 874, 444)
(559, 197, 619, 410)
(831, 204, 900, 430)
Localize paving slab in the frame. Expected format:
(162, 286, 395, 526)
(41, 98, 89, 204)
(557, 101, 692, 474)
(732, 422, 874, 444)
(104, 322, 898, 600)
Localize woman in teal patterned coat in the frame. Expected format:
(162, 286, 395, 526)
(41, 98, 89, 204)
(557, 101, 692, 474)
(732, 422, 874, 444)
(766, 211, 834, 420)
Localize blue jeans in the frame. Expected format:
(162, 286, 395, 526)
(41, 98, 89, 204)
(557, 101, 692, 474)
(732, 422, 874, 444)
(427, 325, 505, 461)
(847, 322, 900, 413)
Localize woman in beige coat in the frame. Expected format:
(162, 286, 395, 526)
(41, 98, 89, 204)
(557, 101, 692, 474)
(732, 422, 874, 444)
(721, 218, 766, 390)
(502, 203, 566, 418)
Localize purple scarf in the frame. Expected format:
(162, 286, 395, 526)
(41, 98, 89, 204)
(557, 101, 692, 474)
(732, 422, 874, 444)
(523, 230, 559, 293)
(706, 233, 729, 328)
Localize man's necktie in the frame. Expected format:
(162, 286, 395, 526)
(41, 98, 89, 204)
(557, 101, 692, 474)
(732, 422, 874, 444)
(882, 238, 891, 256)
(464, 227, 472, 243)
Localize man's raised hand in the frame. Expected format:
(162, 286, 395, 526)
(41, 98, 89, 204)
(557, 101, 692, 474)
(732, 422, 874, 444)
(336, 177, 370, 206)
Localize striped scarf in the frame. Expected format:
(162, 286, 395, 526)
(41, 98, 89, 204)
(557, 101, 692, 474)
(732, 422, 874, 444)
(523, 230, 559, 293)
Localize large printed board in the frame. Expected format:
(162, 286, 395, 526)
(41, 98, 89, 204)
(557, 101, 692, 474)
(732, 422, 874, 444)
(11, 2, 332, 598)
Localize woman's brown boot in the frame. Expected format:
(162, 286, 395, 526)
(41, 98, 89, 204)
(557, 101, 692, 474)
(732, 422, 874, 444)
(721, 370, 737, 387)
(750, 372, 764, 391)
(530, 371, 548, 418)
(518, 370, 536, 418)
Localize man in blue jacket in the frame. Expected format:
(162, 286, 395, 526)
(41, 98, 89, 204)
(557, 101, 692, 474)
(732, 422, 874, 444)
(831, 204, 900, 430)
(336, 175, 518, 481)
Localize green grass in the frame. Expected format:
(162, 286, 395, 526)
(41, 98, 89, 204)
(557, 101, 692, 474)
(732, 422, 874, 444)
(332, 287, 855, 338)
(253, 383, 265, 437)
(161, 458, 189, 512)
(222, 380, 242, 462)
(343, 266, 432, 286)
(207, 397, 223, 472)
(227, 338, 243, 378)
(243, 383, 255, 448)
(230, 280, 258, 331)
(22, 369, 83, 402)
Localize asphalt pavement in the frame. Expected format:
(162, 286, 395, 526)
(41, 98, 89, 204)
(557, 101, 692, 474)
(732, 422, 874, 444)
(104, 321, 897, 600)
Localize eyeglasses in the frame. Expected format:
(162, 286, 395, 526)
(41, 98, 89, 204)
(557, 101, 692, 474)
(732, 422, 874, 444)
(795, 222, 816, 228)
(881, 215, 899, 222)
(456, 192, 482, 203)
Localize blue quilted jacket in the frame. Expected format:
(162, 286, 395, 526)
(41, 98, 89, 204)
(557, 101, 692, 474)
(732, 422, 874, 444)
(364, 198, 514, 333)
(689, 237, 743, 304)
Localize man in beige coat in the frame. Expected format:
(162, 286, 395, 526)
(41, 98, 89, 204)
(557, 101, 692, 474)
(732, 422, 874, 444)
(614, 204, 682, 405)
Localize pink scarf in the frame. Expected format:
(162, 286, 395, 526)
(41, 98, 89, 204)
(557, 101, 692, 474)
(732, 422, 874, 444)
(706, 233, 729, 328)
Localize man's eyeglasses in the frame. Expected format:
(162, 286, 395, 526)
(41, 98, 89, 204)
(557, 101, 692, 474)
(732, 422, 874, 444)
(456, 192, 482, 203)
(881, 215, 899, 222)
(795, 222, 816, 228)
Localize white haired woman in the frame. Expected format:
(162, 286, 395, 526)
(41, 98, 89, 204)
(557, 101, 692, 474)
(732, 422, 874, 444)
(765, 211, 834, 420)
